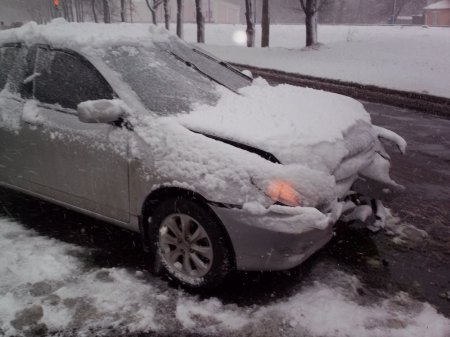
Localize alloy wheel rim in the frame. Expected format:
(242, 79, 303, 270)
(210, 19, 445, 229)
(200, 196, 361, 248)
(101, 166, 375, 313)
(159, 213, 213, 279)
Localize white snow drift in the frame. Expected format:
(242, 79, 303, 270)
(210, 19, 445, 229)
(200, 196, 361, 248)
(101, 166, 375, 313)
(0, 217, 449, 336)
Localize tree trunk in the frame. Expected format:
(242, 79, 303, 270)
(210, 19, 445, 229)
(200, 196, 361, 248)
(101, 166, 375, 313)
(300, 0, 319, 47)
(164, 0, 170, 29)
(77, 0, 82, 22)
(261, 0, 269, 47)
(305, 10, 318, 46)
(336, 0, 345, 24)
(129, 0, 133, 22)
(80, 0, 84, 22)
(65, 0, 71, 21)
(358, 0, 363, 23)
(77, 0, 83, 22)
(121, 0, 126, 21)
(103, 0, 111, 23)
(66, 0, 73, 21)
(177, 0, 184, 39)
(74, 0, 79, 22)
(145, 0, 159, 25)
(195, 0, 205, 43)
(91, 0, 98, 22)
(394, 1, 408, 24)
(245, 0, 255, 47)
(69, 0, 75, 21)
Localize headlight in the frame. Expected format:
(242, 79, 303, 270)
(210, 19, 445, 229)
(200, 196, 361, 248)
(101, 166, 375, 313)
(264, 180, 302, 207)
(252, 179, 302, 207)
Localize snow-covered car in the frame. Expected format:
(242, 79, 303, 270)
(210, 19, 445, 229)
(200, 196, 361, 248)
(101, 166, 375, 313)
(0, 21, 406, 289)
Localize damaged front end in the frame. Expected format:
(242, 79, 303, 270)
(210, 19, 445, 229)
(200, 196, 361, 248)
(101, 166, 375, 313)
(337, 125, 406, 232)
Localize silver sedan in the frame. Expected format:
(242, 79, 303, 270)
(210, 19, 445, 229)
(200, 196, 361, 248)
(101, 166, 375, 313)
(0, 23, 405, 289)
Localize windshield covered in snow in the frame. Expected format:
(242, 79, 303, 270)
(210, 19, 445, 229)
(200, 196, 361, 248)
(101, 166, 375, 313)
(102, 40, 251, 114)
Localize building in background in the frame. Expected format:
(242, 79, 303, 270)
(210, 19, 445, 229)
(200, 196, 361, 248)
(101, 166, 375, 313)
(423, 0, 450, 25)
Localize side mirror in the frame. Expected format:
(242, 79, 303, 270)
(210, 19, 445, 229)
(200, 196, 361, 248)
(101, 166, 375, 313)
(77, 99, 127, 124)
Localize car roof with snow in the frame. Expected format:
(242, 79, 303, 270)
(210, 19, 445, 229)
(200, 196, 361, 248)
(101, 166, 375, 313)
(0, 19, 172, 51)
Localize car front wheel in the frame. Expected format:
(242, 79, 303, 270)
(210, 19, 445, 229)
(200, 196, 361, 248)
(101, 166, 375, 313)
(149, 197, 232, 289)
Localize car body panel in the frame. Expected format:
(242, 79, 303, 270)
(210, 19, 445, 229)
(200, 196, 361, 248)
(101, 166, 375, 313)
(25, 104, 131, 222)
(211, 205, 335, 271)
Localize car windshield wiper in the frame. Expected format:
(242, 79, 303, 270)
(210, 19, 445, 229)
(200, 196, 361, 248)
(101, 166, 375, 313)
(192, 48, 253, 82)
(169, 51, 239, 94)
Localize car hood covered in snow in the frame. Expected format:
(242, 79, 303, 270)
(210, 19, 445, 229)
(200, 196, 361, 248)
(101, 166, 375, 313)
(178, 79, 377, 176)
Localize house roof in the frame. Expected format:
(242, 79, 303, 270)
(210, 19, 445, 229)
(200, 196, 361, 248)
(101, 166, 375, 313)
(424, 0, 450, 10)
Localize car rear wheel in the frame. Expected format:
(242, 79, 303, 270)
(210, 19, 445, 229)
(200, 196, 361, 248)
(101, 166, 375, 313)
(149, 197, 231, 289)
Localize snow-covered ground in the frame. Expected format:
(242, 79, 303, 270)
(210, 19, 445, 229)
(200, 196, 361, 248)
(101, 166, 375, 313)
(0, 216, 449, 337)
(176, 24, 450, 99)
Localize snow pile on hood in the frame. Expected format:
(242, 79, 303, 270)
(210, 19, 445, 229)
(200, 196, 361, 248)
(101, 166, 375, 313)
(179, 78, 374, 171)
(181, 78, 371, 149)
(0, 19, 170, 51)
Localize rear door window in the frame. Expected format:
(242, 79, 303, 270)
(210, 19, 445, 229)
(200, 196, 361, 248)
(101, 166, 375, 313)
(0, 45, 22, 91)
(34, 48, 114, 110)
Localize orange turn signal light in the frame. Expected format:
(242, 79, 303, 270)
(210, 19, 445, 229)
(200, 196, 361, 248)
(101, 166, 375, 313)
(266, 180, 301, 207)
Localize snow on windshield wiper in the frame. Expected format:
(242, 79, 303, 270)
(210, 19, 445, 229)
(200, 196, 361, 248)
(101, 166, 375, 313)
(169, 51, 239, 94)
(192, 48, 253, 82)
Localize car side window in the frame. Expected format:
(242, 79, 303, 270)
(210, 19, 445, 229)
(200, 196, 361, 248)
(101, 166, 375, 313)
(0, 46, 22, 91)
(33, 48, 114, 110)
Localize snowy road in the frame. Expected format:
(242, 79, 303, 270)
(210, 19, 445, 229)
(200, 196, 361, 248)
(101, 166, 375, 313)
(0, 103, 449, 336)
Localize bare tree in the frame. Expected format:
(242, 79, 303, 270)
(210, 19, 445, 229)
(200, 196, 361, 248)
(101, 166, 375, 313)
(91, 0, 98, 22)
(103, 0, 111, 23)
(245, 0, 255, 47)
(120, 0, 126, 21)
(299, 0, 320, 46)
(21, 0, 54, 23)
(177, 0, 184, 38)
(163, 0, 170, 29)
(261, 0, 269, 47)
(75, 0, 81, 21)
(392, 0, 415, 23)
(129, 0, 134, 22)
(195, 0, 205, 43)
(145, 0, 163, 24)
(62, 0, 72, 21)
(73, 0, 86, 22)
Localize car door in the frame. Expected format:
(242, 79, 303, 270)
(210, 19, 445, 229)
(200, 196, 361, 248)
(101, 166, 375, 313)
(25, 46, 130, 223)
(0, 44, 35, 188)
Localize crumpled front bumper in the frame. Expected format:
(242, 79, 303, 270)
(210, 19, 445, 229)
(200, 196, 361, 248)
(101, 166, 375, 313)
(210, 202, 342, 271)
(352, 175, 404, 202)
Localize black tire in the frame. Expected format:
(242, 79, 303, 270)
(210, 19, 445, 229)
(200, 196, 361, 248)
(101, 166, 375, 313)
(148, 197, 232, 290)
